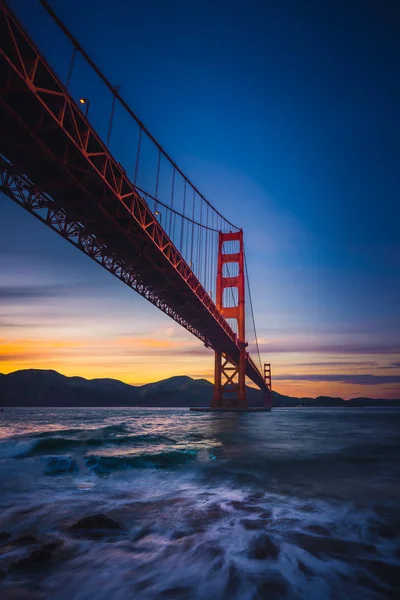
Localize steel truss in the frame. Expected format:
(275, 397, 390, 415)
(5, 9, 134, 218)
(0, 0, 266, 392)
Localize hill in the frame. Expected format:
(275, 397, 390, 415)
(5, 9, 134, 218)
(0, 369, 399, 407)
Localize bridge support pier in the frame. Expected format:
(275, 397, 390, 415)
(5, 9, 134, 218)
(211, 230, 247, 409)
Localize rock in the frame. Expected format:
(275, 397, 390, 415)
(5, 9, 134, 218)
(69, 513, 121, 534)
(304, 525, 331, 536)
(225, 563, 241, 596)
(43, 538, 64, 551)
(0, 532, 11, 545)
(204, 503, 226, 521)
(259, 510, 272, 519)
(248, 534, 280, 560)
(159, 587, 193, 598)
(13, 535, 40, 546)
(297, 559, 314, 577)
(230, 500, 261, 513)
(11, 547, 53, 570)
(292, 534, 376, 559)
(240, 518, 266, 531)
(373, 522, 397, 540)
(255, 577, 288, 599)
(360, 560, 400, 592)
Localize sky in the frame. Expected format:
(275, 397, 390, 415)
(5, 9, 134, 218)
(1, 0, 399, 399)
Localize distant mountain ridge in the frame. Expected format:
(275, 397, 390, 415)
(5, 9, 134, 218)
(0, 369, 399, 408)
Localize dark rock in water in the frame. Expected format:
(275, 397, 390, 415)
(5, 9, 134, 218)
(255, 577, 288, 599)
(205, 503, 227, 521)
(259, 510, 272, 519)
(0, 532, 11, 545)
(357, 573, 398, 599)
(304, 524, 331, 536)
(292, 533, 377, 558)
(159, 587, 193, 598)
(297, 559, 314, 577)
(246, 492, 265, 503)
(225, 563, 241, 596)
(248, 534, 280, 560)
(13, 535, 40, 546)
(240, 518, 266, 531)
(43, 538, 64, 551)
(12, 547, 53, 570)
(0, 586, 42, 600)
(360, 560, 400, 592)
(69, 513, 121, 535)
(230, 500, 261, 513)
(371, 522, 397, 540)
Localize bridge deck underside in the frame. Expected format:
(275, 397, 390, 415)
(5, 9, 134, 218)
(0, 2, 265, 391)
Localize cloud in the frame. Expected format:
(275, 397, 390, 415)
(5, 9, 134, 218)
(0, 286, 65, 302)
(252, 341, 400, 355)
(273, 374, 400, 385)
(0, 283, 99, 304)
(285, 361, 378, 367)
(379, 362, 400, 369)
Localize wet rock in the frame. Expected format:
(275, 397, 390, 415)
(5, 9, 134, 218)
(241, 518, 266, 531)
(360, 560, 400, 592)
(0, 532, 11, 545)
(43, 538, 64, 551)
(13, 535, 40, 546)
(259, 510, 272, 519)
(255, 577, 288, 599)
(225, 563, 241, 596)
(0, 586, 42, 600)
(205, 503, 227, 521)
(186, 505, 226, 532)
(159, 586, 192, 598)
(230, 500, 261, 513)
(372, 522, 397, 540)
(69, 513, 121, 535)
(246, 492, 264, 503)
(297, 559, 314, 577)
(292, 533, 377, 559)
(248, 534, 280, 560)
(357, 573, 397, 599)
(304, 524, 331, 536)
(11, 546, 53, 570)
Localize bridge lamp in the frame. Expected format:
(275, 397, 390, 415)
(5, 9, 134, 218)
(79, 97, 90, 117)
(155, 210, 162, 224)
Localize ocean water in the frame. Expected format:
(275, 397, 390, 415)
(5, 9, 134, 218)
(0, 407, 399, 600)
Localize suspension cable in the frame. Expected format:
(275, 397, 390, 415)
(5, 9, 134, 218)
(244, 253, 263, 373)
(38, 0, 240, 232)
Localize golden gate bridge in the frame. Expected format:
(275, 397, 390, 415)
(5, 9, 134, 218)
(0, 0, 272, 410)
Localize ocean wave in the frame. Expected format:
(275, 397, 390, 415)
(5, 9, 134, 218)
(85, 450, 199, 474)
(2, 432, 178, 459)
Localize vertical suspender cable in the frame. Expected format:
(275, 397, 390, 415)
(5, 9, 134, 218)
(154, 149, 161, 213)
(180, 180, 186, 254)
(134, 128, 142, 185)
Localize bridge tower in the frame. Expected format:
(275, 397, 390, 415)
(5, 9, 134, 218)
(211, 230, 247, 409)
(263, 362, 273, 408)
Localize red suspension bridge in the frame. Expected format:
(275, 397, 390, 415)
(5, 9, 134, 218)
(0, 0, 272, 409)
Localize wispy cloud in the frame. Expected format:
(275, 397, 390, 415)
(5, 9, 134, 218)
(273, 373, 400, 385)
(284, 361, 378, 367)
(252, 341, 400, 355)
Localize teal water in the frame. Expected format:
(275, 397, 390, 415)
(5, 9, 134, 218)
(0, 407, 399, 599)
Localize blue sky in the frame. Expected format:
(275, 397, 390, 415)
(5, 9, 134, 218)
(1, 0, 399, 398)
